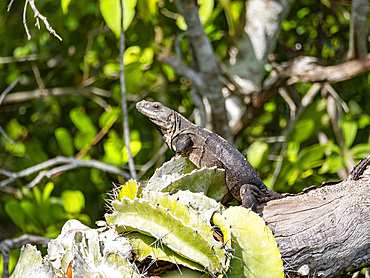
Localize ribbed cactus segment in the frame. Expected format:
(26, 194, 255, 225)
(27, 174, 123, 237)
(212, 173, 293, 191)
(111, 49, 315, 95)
(146, 156, 197, 191)
(105, 195, 227, 274)
(211, 213, 232, 251)
(222, 207, 284, 278)
(146, 156, 229, 202)
(10, 220, 141, 278)
(172, 190, 221, 224)
(116, 179, 140, 201)
(129, 232, 204, 272)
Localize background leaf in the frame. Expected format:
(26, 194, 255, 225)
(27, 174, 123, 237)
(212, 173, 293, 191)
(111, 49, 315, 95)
(100, 0, 137, 36)
(61, 190, 85, 214)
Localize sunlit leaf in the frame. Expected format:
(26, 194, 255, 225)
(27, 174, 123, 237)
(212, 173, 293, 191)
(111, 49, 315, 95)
(33, 186, 42, 208)
(296, 144, 327, 170)
(4, 141, 26, 157)
(20, 201, 42, 228)
(247, 141, 268, 169)
(55, 127, 74, 156)
(349, 144, 370, 158)
(341, 120, 358, 148)
(297, 7, 310, 19)
(103, 63, 120, 77)
(5, 199, 26, 228)
(358, 114, 370, 128)
(137, 0, 158, 23)
(198, 0, 214, 23)
(42, 182, 55, 204)
(62, 190, 85, 214)
(291, 119, 315, 143)
(74, 130, 96, 151)
(104, 134, 123, 164)
(122, 141, 142, 164)
(70, 108, 97, 133)
(100, 0, 137, 37)
(319, 154, 342, 174)
(6, 119, 27, 139)
(140, 47, 155, 65)
(97, 109, 119, 146)
(176, 16, 187, 31)
(61, 0, 72, 14)
(124, 46, 141, 64)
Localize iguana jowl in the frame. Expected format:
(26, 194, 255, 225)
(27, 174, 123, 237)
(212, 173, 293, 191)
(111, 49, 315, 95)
(136, 100, 282, 210)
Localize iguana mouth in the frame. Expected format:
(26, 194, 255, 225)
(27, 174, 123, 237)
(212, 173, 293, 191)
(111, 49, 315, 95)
(136, 100, 173, 129)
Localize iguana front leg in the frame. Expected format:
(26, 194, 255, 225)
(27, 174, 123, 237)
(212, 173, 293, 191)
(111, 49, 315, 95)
(240, 184, 263, 211)
(174, 134, 193, 156)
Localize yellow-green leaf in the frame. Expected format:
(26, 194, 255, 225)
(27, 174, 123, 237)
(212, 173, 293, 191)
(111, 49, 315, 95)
(62, 190, 85, 214)
(61, 0, 72, 14)
(117, 179, 140, 201)
(247, 141, 268, 169)
(55, 127, 74, 156)
(341, 120, 358, 148)
(100, 0, 137, 37)
(198, 0, 214, 23)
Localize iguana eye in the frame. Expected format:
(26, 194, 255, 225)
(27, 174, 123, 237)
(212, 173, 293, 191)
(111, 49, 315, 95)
(153, 103, 160, 109)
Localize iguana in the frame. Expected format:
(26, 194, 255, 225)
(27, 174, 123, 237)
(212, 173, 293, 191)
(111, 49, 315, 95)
(136, 100, 282, 211)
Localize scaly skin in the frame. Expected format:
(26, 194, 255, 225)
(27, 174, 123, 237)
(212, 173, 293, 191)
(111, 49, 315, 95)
(136, 100, 282, 211)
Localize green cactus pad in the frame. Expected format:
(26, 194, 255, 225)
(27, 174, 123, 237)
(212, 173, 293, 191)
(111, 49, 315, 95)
(105, 195, 228, 274)
(222, 206, 284, 278)
(129, 232, 205, 272)
(145, 156, 228, 201)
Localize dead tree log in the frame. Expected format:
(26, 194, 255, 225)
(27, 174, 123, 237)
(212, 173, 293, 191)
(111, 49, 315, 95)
(260, 156, 370, 277)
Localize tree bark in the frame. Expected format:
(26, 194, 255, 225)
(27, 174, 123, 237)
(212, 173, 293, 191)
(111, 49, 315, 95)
(228, 0, 294, 94)
(259, 156, 370, 277)
(163, 0, 232, 142)
(348, 0, 368, 59)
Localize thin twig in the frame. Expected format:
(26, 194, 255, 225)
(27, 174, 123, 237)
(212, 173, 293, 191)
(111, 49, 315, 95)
(31, 63, 44, 90)
(270, 84, 321, 187)
(21, 0, 62, 41)
(0, 77, 20, 105)
(323, 83, 349, 113)
(0, 156, 130, 188)
(7, 0, 15, 12)
(270, 87, 296, 186)
(0, 126, 28, 158)
(23, 0, 31, 40)
(137, 143, 168, 180)
(119, 0, 137, 179)
(0, 53, 50, 64)
(1, 87, 114, 105)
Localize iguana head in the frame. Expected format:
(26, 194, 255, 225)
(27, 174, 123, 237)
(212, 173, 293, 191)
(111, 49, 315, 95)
(136, 100, 176, 147)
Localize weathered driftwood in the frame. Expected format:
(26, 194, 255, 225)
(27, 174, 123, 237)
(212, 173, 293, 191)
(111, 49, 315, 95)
(260, 156, 370, 277)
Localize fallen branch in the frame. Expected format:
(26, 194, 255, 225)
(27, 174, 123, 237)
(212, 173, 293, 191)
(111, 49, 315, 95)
(0, 156, 130, 189)
(260, 155, 370, 277)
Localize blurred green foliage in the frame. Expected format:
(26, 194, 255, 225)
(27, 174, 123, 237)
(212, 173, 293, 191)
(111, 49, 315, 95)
(0, 0, 369, 276)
